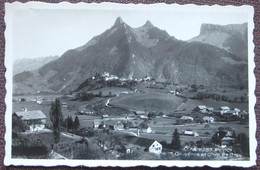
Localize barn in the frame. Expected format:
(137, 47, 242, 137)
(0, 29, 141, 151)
(13, 110, 46, 132)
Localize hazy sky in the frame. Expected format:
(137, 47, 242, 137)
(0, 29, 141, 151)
(9, 3, 249, 62)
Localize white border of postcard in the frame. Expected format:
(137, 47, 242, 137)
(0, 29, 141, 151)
(4, 1, 256, 167)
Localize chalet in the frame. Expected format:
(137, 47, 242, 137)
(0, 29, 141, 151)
(207, 107, 214, 113)
(134, 111, 146, 115)
(125, 136, 162, 154)
(238, 110, 249, 119)
(221, 137, 236, 146)
(222, 110, 235, 116)
(124, 144, 134, 154)
(220, 106, 230, 114)
(140, 126, 152, 133)
(203, 116, 215, 123)
(233, 108, 241, 115)
(214, 131, 235, 146)
(140, 115, 148, 119)
(194, 105, 207, 113)
(183, 130, 199, 137)
(80, 108, 94, 115)
(101, 115, 109, 120)
(105, 120, 124, 130)
(180, 116, 194, 122)
(169, 90, 180, 95)
(13, 110, 46, 132)
(93, 121, 101, 129)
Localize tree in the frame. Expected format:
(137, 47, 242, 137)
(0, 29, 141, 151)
(49, 99, 63, 144)
(148, 112, 156, 120)
(238, 133, 249, 157)
(73, 116, 80, 130)
(66, 116, 73, 130)
(12, 115, 29, 132)
(171, 129, 181, 150)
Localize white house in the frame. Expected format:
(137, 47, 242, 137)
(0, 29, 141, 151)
(13, 110, 46, 132)
(126, 137, 162, 154)
(233, 108, 241, 115)
(183, 130, 199, 137)
(141, 126, 152, 133)
(203, 116, 215, 123)
(220, 106, 230, 114)
(194, 105, 207, 113)
(180, 116, 194, 122)
(101, 115, 109, 120)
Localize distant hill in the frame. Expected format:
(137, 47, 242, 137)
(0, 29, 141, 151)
(189, 23, 248, 60)
(13, 18, 248, 94)
(13, 56, 59, 75)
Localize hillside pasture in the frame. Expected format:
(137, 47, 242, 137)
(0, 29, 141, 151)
(109, 92, 183, 113)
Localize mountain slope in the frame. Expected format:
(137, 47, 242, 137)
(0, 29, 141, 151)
(13, 56, 59, 75)
(189, 23, 248, 59)
(13, 18, 248, 94)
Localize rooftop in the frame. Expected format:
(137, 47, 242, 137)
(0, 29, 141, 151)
(14, 110, 46, 120)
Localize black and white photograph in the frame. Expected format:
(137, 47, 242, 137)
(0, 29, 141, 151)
(4, 2, 256, 167)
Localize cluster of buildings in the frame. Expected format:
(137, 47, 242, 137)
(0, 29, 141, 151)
(194, 105, 248, 120)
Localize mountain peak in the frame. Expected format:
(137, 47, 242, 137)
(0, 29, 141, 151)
(114, 17, 125, 26)
(143, 20, 154, 28)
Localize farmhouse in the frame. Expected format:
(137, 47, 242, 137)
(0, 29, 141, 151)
(124, 144, 134, 154)
(203, 116, 215, 123)
(105, 120, 124, 130)
(194, 105, 207, 113)
(13, 110, 46, 132)
(140, 126, 152, 133)
(207, 107, 214, 113)
(80, 108, 94, 115)
(183, 130, 199, 137)
(125, 136, 162, 154)
(93, 121, 101, 129)
(180, 116, 194, 122)
(169, 90, 180, 95)
(220, 106, 230, 114)
(238, 110, 249, 119)
(222, 110, 235, 116)
(214, 131, 235, 146)
(134, 111, 146, 115)
(101, 115, 109, 120)
(233, 108, 241, 115)
(221, 137, 235, 146)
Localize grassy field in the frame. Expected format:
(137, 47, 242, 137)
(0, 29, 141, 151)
(109, 92, 183, 113)
(144, 120, 249, 143)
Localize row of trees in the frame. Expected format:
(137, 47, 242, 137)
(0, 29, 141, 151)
(195, 92, 247, 103)
(64, 115, 80, 131)
(49, 99, 82, 143)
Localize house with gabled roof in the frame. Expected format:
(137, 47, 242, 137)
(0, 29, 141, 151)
(13, 110, 46, 132)
(203, 116, 215, 123)
(180, 116, 194, 122)
(220, 106, 230, 114)
(124, 136, 162, 154)
(105, 120, 124, 130)
(194, 105, 207, 113)
(101, 115, 109, 120)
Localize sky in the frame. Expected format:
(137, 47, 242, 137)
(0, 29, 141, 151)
(9, 3, 249, 62)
